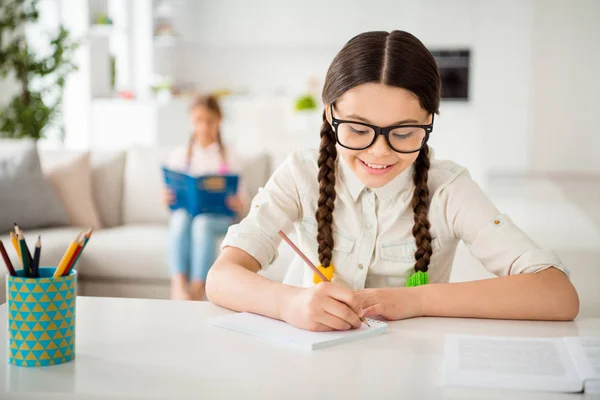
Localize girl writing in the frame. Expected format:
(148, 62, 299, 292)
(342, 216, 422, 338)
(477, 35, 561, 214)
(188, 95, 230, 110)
(206, 31, 578, 330)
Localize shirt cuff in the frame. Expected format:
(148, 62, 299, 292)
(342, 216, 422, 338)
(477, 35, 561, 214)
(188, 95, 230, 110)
(220, 226, 279, 270)
(511, 249, 570, 278)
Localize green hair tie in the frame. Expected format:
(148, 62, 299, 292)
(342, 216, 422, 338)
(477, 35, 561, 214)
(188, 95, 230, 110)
(406, 271, 429, 287)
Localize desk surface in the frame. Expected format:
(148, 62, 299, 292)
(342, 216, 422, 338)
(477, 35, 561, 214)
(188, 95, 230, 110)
(1, 297, 599, 400)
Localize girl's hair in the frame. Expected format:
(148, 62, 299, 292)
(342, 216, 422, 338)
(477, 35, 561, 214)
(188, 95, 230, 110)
(187, 94, 226, 166)
(317, 30, 441, 274)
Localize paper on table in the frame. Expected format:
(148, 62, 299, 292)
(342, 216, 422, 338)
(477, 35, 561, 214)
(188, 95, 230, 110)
(444, 335, 583, 393)
(209, 312, 387, 350)
(565, 337, 600, 393)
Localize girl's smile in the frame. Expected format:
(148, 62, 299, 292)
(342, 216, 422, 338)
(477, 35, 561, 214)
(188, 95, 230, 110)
(357, 158, 397, 175)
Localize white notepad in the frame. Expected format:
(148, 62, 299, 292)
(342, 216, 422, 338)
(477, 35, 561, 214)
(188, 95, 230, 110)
(209, 312, 388, 350)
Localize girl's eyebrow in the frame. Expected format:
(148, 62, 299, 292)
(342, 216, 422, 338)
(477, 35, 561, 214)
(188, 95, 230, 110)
(344, 113, 420, 125)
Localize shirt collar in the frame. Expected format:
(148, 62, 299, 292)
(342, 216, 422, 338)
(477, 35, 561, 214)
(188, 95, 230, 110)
(338, 155, 414, 202)
(338, 155, 365, 202)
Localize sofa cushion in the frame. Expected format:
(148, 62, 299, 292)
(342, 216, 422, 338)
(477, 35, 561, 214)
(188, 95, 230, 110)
(40, 151, 104, 229)
(122, 148, 173, 225)
(0, 140, 69, 233)
(91, 151, 126, 228)
(76, 224, 170, 280)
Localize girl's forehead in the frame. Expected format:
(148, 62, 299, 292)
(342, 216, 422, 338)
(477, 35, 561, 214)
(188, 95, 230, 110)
(191, 106, 218, 117)
(335, 83, 427, 125)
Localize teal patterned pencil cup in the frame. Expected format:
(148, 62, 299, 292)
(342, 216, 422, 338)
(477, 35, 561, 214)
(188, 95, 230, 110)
(6, 267, 76, 367)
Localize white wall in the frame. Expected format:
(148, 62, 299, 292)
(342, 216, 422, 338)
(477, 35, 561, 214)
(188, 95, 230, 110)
(530, 0, 600, 174)
(154, 0, 544, 181)
(51, 0, 597, 178)
(60, 0, 92, 149)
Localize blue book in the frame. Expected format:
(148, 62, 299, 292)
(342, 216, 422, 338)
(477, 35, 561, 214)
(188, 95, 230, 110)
(162, 167, 239, 217)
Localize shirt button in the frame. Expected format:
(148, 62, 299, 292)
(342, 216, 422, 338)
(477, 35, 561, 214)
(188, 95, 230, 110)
(366, 188, 372, 193)
(358, 263, 364, 270)
(365, 223, 372, 229)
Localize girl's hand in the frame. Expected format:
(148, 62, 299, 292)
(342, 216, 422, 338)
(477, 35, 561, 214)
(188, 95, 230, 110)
(161, 188, 175, 206)
(356, 288, 423, 321)
(280, 282, 363, 332)
(226, 195, 245, 216)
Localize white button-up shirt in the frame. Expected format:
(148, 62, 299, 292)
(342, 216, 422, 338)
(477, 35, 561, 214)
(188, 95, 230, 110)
(222, 149, 567, 289)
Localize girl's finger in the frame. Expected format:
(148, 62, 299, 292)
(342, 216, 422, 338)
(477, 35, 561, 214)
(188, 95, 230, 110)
(316, 310, 353, 331)
(324, 283, 361, 313)
(362, 304, 383, 317)
(309, 322, 333, 332)
(323, 298, 362, 329)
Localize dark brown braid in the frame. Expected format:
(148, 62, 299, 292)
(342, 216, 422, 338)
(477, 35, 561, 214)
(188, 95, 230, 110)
(411, 145, 432, 272)
(316, 111, 338, 268)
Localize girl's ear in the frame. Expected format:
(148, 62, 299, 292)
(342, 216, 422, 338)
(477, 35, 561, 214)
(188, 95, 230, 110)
(324, 103, 333, 126)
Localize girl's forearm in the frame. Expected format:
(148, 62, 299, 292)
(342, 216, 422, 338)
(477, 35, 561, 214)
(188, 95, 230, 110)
(416, 267, 579, 321)
(206, 251, 299, 320)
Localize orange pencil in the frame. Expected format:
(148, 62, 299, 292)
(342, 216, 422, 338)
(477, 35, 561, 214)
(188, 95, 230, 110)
(54, 232, 82, 277)
(9, 232, 22, 263)
(62, 236, 84, 276)
(64, 227, 92, 276)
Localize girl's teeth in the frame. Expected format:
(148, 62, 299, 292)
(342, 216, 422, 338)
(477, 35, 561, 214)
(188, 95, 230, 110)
(365, 162, 389, 169)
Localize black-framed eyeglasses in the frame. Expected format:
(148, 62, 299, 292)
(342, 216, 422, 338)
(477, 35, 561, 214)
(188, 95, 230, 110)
(330, 104, 434, 154)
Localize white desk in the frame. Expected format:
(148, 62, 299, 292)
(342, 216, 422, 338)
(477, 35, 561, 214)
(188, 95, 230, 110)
(1, 297, 599, 400)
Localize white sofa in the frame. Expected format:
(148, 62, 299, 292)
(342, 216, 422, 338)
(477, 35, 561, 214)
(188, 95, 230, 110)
(0, 147, 294, 303)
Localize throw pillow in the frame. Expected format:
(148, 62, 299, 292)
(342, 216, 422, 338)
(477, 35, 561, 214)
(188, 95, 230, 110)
(41, 151, 104, 229)
(0, 140, 69, 233)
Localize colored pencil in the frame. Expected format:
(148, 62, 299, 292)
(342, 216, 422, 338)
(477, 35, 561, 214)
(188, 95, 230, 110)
(278, 230, 370, 327)
(62, 236, 84, 277)
(0, 240, 17, 276)
(64, 227, 92, 276)
(278, 230, 328, 282)
(10, 232, 22, 263)
(17, 232, 32, 278)
(15, 224, 34, 277)
(54, 232, 82, 277)
(32, 236, 41, 278)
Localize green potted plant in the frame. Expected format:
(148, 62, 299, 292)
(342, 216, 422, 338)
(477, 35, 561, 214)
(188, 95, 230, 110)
(294, 93, 317, 112)
(0, 0, 78, 140)
(292, 77, 321, 137)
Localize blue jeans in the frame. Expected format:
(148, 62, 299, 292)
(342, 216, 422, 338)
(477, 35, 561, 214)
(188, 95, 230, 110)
(168, 210, 233, 282)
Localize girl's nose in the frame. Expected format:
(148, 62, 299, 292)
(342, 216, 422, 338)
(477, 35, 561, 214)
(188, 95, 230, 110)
(368, 135, 392, 157)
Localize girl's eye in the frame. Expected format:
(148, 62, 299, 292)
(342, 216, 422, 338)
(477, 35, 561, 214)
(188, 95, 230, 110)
(349, 125, 370, 135)
(392, 131, 414, 140)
